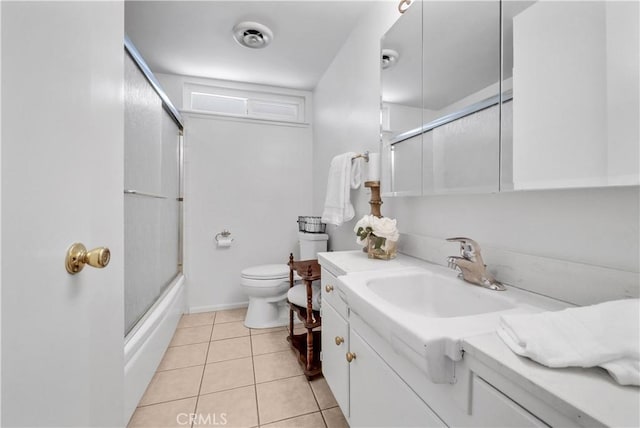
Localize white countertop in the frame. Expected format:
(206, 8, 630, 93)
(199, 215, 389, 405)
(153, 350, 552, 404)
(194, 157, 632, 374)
(463, 333, 640, 427)
(318, 249, 423, 276)
(318, 250, 640, 427)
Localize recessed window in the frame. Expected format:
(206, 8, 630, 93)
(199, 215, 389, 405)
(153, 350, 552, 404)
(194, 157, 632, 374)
(249, 99, 299, 121)
(185, 83, 307, 124)
(191, 92, 247, 116)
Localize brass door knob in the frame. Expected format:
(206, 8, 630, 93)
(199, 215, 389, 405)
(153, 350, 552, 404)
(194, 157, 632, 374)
(65, 243, 111, 274)
(335, 336, 344, 346)
(325, 284, 334, 293)
(346, 352, 356, 362)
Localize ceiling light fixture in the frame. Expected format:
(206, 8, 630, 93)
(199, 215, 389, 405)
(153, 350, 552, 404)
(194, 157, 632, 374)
(381, 49, 399, 70)
(233, 21, 273, 49)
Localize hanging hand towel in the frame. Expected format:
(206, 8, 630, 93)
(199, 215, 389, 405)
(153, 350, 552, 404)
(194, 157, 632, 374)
(497, 298, 640, 386)
(321, 152, 361, 226)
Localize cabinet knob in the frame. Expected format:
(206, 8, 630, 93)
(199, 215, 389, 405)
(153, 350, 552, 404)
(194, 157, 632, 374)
(335, 336, 344, 346)
(346, 352, 357, 362)
(325, 284, 334, 293)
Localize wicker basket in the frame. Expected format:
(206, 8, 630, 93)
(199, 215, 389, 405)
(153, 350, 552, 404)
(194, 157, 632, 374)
(297, 216, 326, 233)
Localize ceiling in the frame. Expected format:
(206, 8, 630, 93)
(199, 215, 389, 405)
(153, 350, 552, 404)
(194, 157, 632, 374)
(125, 1, 372, 90)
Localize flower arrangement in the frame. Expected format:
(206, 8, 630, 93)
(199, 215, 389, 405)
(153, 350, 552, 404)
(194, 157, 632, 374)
(354, 214, 399, 260)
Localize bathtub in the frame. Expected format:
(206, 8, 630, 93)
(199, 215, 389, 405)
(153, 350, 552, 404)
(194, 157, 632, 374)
(123, 274, 186, 422)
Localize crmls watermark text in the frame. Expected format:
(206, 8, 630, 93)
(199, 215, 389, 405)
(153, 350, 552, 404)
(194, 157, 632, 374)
(177, 413, 228, 426)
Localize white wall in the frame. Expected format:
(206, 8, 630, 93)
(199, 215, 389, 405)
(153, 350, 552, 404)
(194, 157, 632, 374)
(184, 115, 312, 311)
(313, 1, 399, 251)
(313, 2, 639, 303)
(0, 3, 3, 422)
(156, 74, 312, 312)
(151, 74, 313, 312)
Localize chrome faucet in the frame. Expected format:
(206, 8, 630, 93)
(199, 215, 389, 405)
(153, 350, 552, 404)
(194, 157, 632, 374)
(446, 237, 505, 291)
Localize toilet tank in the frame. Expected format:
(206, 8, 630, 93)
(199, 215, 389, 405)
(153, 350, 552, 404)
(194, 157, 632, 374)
(298, 232, 329, 260)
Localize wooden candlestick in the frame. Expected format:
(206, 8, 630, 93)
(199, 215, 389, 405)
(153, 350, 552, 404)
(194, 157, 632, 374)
(364, 180, 382, 217)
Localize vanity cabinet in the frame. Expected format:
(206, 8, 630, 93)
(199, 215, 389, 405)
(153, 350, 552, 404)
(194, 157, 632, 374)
(320, 297, 349, 417)
(322, 265, 445, 426)
(470, 376, 547, 427)
(316, 252, 638, 427)
(321, 268, 350, 417)
(349, 327, 445, 427)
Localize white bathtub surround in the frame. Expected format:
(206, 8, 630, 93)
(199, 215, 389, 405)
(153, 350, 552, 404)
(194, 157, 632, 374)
(498, 298, 640, 386)
(124, 275, 186, 422)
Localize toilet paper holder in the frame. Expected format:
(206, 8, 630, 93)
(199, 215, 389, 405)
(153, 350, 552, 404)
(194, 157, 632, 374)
(215, 230, 233, 242)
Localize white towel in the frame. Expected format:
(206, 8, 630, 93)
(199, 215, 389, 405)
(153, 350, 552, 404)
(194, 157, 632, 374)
(321, 152, 361, 226)
(287, 281, 321, 311)
(497, 298, 640, 386)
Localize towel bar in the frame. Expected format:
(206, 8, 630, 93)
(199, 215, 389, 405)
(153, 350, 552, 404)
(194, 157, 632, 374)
(351, 151, 369, 162)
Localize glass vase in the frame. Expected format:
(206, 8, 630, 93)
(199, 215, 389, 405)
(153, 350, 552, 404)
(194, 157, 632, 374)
(367, 236, 397, 260)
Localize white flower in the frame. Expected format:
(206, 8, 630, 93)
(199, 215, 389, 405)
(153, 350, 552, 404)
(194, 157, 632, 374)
(354, 215, 373, 246)
(370, 216, 399, 242)
(353, 214, 399, 247)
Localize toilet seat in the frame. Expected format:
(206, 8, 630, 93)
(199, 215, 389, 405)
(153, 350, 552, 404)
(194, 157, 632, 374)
(241, 264, 301, 284)
(241, 264, 289, 280)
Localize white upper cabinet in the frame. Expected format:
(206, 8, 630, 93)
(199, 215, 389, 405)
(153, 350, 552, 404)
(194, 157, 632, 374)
(501, 0, 640, 190)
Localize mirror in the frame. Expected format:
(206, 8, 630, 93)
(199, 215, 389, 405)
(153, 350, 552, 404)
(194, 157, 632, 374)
(380, 1, 423, 196)
(502, 0, 640, 190)
(422, 0, 500, 194)
(381, 0, 501, 196)
(382, 0, 638, 196)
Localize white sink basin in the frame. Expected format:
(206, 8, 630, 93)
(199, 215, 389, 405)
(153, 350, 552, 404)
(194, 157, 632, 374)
(337, 265, 560, 384)
(366, 271, 516, 318)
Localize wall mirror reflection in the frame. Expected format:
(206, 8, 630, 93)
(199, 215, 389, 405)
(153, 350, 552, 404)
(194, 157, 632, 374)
(422, 0, 500, 194)
(381, 0, 501, 197)
(380, 1, 423, 196)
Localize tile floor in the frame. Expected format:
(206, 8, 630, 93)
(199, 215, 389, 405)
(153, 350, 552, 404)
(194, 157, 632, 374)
(128, 308, 349, 428)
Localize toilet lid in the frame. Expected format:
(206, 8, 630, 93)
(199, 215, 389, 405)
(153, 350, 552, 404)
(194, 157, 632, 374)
(241, 264, 290, 280)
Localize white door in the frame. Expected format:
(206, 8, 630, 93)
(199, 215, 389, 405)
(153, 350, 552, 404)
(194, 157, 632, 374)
(1, 2, 125, 426)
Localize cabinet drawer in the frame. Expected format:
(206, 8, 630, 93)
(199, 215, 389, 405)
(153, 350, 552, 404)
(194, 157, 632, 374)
(321, 268, 348, 318)
(471, 376, 548, 427)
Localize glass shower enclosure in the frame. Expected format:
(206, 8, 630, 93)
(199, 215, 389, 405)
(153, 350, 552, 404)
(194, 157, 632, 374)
(124, 37, 184, 336)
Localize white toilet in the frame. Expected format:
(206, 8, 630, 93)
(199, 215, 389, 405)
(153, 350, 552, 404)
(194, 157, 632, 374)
(241, 232, 328, 328)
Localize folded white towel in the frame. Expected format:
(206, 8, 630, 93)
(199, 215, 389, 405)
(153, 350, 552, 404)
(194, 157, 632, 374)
(321, 152, 361, 226)
(497, 298, 640, 386)
(287, 281, 321, 311)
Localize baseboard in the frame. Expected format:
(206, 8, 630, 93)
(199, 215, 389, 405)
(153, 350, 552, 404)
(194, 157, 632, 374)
(188, 301, 249, 314)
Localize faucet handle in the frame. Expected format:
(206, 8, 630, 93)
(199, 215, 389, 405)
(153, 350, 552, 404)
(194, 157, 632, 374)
(446, 237, 481, 260)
